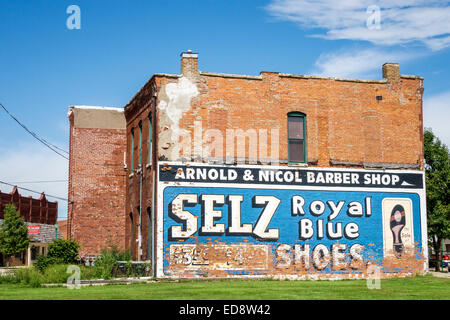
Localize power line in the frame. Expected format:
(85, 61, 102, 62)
(0, 180, 68, 202)
(7, 180, 68, 184)
(0, 102, 69, 160)
(1, 102, 126, 175)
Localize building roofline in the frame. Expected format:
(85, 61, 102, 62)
(68, 105, 124, 112)
(199, 71, 263, 80)
(400, 74, 424, 80)
(124, 69, 424, 112)
(278, 73, 387, 83)
(146, 71, 424, 83)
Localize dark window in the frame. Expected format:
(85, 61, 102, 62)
(147, 207, 152, 261)
(31, 246, 38, 261)
(130, 128, 135, 171)
(138, 121, 143, 166)
(129, 212, 133, 257)
(148, 114, 152, 165)
(288, 113, 306, 163)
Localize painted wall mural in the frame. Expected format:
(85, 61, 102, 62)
(156, 162, 427, 279)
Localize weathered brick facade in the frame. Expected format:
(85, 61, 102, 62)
(67, 106, 127, 257)
(123, 52, 424, 273)
(68, 52, 425, 278)
(124, 96, 156, 261)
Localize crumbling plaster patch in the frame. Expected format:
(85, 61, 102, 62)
(157, 77, 199, 160)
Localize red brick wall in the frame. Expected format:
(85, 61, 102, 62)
(168, 72, 424, 168)
(68, 117, 127, 257)
(124, 95, 156, 261)
(57, 220, 67, 239)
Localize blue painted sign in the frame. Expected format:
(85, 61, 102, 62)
(157, 162, 427, 278)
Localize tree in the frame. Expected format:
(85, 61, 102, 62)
(0, 204, 30, 266)
(424, 129, 450, 271)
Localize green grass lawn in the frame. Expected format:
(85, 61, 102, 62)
(0, 274, 448, 300)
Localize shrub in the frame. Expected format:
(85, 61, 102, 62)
(13, 265, 68, 286)
(47, 239, 80, 264)
(12, 264, 97, 287)
(29, 275, 43, 288)
(92, 245, 132, 279)
(34, 254, 59, 273)
(13, 267, 43, 287)
(2, 260, 148, 287)
(42, 264, 71, 284)
(0, 273, 15, 284)
(100, 245, 132, 262)
(79, 265, 97, 280)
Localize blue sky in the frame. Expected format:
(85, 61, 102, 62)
(0, 0, 449, 220)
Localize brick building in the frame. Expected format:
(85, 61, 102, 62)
(69, 51, 427, 278)
(123, 51, 426, 278)
(67, 106, 127, 257)
(0, 186, 60, 266)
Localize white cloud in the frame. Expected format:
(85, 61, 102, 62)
(311, 48, 420, 79)
(0, 143, 68, 220)
(266, 0, 450, 50)
(423, 91, 450, 148)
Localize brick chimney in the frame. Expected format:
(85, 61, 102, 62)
(181, 50, 199, 78)
(382, 63, 400, 81)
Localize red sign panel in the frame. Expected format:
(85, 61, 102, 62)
(27, 226, 40, 234)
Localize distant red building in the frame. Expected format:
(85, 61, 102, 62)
(0, 186, 57, 224)
(0, 186, 60, 266)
